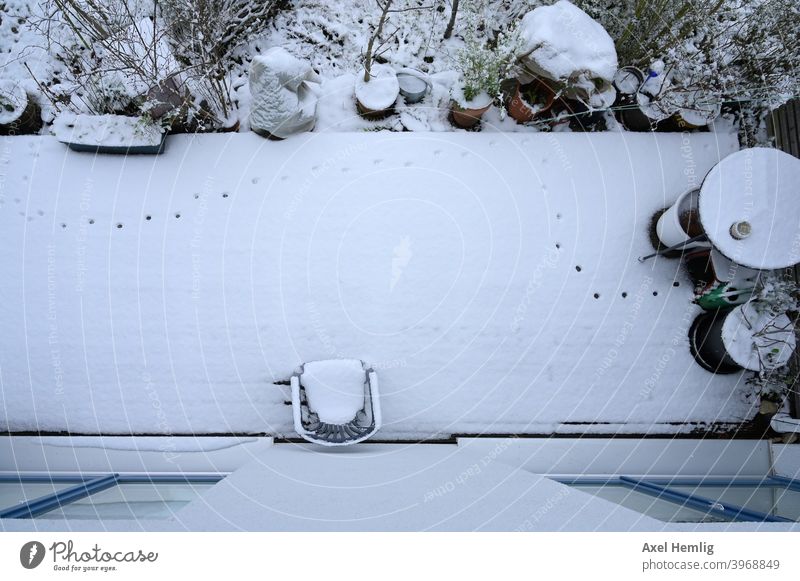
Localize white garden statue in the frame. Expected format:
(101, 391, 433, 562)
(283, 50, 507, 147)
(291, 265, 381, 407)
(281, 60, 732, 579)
(249, 47, 320, 139)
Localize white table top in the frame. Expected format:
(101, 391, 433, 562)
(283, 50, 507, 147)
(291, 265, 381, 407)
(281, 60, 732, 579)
(699, 148, 800, 270)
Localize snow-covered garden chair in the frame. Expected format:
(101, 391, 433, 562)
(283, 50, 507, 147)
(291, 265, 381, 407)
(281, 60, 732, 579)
(291, 359, 381, 446)
(249, 47, 320, 139)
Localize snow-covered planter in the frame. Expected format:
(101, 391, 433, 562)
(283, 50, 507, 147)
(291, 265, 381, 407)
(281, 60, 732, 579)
(0, 80, 42, 136)
(690, 301, 797, 374)
(291, 359, 381, 446)
(249, 47, 320, 139)
(53, 113, 166, 154)
(450, 12, 520, 129)
(355, 64, 400, 120)
(516, 1, 618, 111)
(450, 85, 493, 129)
(506, 79, 555, 123)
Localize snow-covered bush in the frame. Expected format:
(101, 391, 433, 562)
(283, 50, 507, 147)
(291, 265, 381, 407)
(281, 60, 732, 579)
(28, 0, 284, 129)
(29, 0, 177, 116)
(160, 0, 285, 125)
(249, 47, 320, 138)
(574, 0, 800, 142)
(452, 1, 520, 105)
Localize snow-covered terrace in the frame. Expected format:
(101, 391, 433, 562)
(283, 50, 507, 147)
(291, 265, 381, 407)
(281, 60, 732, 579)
(0, 130, 752, 438)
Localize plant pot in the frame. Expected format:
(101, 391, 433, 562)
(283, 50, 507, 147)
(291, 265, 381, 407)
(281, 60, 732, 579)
(558, 98, 606, 131)
(506, 79, 554, 123)
(618, 90, 673, 132)
(689, 309, 743, 374)
(64, 132, 167, 155)
(355, 64, 400, 120)
(450, 100, 491, 129)
(655, 188, 709, 251)
(689, 302, 797, 374)
(0, 81, 42, 136)
(54, 114, 167, 155)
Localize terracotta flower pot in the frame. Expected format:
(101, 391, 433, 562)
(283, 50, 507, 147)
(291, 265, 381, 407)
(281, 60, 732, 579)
(356, 99, 395, 121)
(450, 100, 491, 129)
(506, 80, 555, 123)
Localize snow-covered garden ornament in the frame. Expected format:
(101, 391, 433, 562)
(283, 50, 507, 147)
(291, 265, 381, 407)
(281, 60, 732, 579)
(249, 47, 320, 140)
(291, 359, 381, 446)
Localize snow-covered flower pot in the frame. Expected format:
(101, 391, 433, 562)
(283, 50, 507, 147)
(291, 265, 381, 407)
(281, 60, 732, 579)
(397, 69, 430, 104)
(291, 359, 381, 446)
(249, 47, 320, 140)
(689, 302, 797, 374)
(355, 64, 400, 120)
(0, 80, 42, 136)
(450, 84, 492, 129)
(655, 188, 709, 251)
(53, 113, 166, 155)
(506, 79, 555, 123)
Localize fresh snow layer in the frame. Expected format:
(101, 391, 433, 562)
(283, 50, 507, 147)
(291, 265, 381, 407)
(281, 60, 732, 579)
(0, 131, 749, 438)
(52, 113, 164, 147)
(354, 64, 400, 111)
(302, 359, 365, 423)
(518, 0, 617, 83)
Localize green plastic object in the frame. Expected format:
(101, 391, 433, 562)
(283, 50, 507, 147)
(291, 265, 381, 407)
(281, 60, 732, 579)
(695, 283, 754, 310)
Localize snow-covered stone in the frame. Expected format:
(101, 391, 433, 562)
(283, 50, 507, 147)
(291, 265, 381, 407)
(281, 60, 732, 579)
(249, 47, 320, 139)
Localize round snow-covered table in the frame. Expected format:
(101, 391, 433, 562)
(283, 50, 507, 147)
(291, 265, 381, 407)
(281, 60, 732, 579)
(698, 148, 800, 270)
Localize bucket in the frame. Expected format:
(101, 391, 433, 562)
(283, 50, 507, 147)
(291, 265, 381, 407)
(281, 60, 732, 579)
(397, 71, 430, 104)
(655, 188, 709, 250)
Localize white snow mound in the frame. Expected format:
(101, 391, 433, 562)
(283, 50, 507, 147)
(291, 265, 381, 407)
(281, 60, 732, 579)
(52, 113, 163, 147)
(355, 64, 400, 111)
(518, 0, 617, 83)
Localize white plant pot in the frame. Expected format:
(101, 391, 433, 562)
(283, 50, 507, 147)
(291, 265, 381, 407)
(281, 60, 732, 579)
(656, 188, 709, 250)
